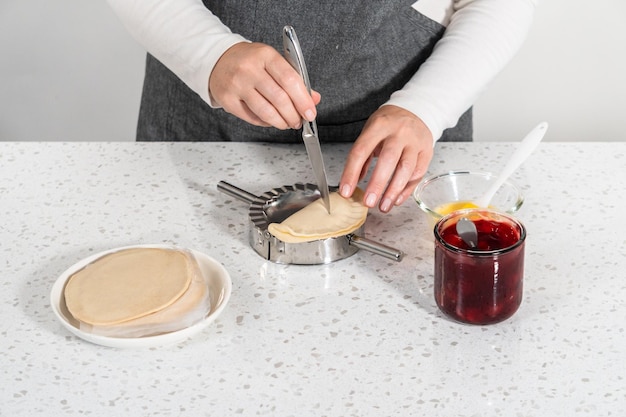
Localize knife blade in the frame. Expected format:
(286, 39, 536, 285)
(282, 25, 331, 214)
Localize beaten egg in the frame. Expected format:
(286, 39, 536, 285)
(433, 201, 481, 216)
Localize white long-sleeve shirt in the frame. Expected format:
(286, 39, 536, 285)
(107, 0, 536, 141)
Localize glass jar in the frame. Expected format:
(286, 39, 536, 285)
(433, 209, 526, 325)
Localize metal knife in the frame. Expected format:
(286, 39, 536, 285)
(282, 25, 331, 214)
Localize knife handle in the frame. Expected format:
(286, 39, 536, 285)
(283, 25, 318, 138)
(282, 25, 312, 95)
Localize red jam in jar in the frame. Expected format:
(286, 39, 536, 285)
(434, 209, 526, 325)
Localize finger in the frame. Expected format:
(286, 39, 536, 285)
(311, 90, 322, 106)
(339, 140, 378, 199)
(362, 143, 404, 210)
(241, 85, 293, 130)
(393, 147, 433, 206)
(267, 59, 317, 123)
(359, 155, 373, 182)
(395, 178, 421, 207)
(377, 148, 419, 212)
(254, 74, 304, 129)
(222, 86, 283, 128)
(233, 99, 272, 128)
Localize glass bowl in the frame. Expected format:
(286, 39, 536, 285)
(413, 171, 524, 221)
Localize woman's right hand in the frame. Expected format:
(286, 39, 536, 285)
(209, 42, 321, 130)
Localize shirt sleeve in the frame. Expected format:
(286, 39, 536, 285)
(106, 0, 248, 107)
(386, 0, 538, 142)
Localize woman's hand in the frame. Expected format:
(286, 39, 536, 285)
(339, 105, 434, 213)
(209, 42, 321, 130)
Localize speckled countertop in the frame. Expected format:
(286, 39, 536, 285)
(1, 142, 624, 416)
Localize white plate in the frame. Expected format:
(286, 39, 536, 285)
(50, 244, 232, 348)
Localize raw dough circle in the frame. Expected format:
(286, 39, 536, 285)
(64, 247, 193, 325)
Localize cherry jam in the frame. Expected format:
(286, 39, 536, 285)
(434, 210, 526, 325)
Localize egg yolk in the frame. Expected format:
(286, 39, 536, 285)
(434, 201, 480, 216)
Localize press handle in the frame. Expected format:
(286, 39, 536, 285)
(348, 235, 405, 262)
(217, 181, 259, 205)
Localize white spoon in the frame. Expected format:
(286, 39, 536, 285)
(456, 217, 478, 248)
(474, 121, 549, 208)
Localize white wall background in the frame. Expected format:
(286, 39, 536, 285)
(1, 0, 625, 142)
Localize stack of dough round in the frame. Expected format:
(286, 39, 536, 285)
(63, 247, 210, 338)
(268, 188, 367, 243)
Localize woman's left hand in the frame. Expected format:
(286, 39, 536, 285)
(339, 105, 434, 213)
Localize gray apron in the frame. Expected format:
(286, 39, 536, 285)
(137, 0, 472, 142)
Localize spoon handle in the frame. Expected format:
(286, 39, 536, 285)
(476, 121, 549, 208)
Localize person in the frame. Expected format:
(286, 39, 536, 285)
(107, 0, 537, 213)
